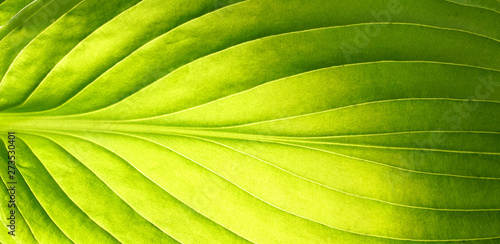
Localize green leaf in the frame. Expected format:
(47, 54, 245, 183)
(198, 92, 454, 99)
(0, 0, 35, 28)
(0, 0, 499, 243)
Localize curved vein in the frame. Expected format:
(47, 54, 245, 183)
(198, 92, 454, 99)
(0, 138, 75, 243)
(112, 131, 346, 240)
(271, 138, 500, 156)
(171, 133, 500, 211)
(0, 0, 53, 41)
(0, 178, 39, 243)
(45, 22, 500, 118)
(269, 130, 500, 139)
(19, 135, 122, 243)
(204, 98, 500, 129)
(443, 0, 500, 13)
(111, 132, 500, 242)
(109, 61, 500, 122)
(33, 0, 250, 114)
(12, 0, 147, 109)
(30, 130, 253, 244)
(28, 132, 182, 243)
(259, 139, 500, 180)
(0, 0, 86, 86)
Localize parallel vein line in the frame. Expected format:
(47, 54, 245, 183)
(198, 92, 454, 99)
(0, 177, 39, 243)
(269, 130, 500, 139)
(100, 131, 260, 244)
(206, 98, 500, 129)
(12, 206, 39, 243)
(116, 132, 356, 241)
(19, 136, 122, 243)
(12, 0, 147, 110)
(110, 61, 500, 122)
(172, 133, 500, 211)
(29, 132, 182, 243)
(114, 132, 500, 242)
(0, 0, 53, 40)
(443, 0, 500, 14)
(272, 139, 500, 156)
(31, 0, 250, 114)
(0, 138, 76, 243)
(33, 130, 253, 244)
(269, 140, 500, 180)
(0, 0, 86, 87)
(42, 22, 500, 118)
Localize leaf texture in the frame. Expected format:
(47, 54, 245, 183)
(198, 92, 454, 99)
(0, 0, 499, 243)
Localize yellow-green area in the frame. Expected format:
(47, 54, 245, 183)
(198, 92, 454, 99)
(0, 0, 499, 243)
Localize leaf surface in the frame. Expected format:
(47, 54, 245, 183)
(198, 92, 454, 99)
(0, 0, 499, 243)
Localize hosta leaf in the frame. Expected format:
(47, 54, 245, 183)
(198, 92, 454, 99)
(445, 0, 500, 12)
(0, 0, 499, 243)
(0, 0, 35, 28)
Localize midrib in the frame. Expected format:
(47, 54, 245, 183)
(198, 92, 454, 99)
(0, 113, 278, 142)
